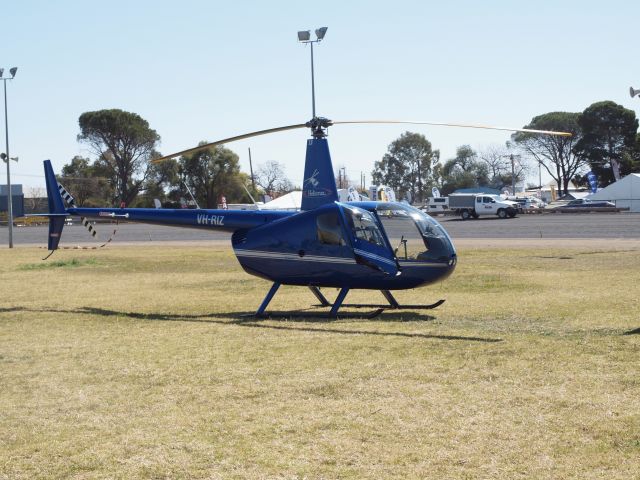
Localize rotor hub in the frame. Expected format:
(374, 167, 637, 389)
(306, 117, 333, 138)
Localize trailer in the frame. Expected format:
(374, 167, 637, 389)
(424, 196, 449, 214)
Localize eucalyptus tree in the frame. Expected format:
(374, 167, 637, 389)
(511, 112, 585, 196)
(371, 132, 439, 202)
(574, 101, 639, 185)
(77, 109, 160, 206)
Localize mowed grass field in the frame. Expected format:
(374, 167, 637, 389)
(1, 242, 639, 479)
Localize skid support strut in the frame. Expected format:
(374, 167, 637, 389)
(255, 282, 281, 316)
(329, 287, 350, 317)
(308, 286, 331, 307)
(254, 284, 381, 318)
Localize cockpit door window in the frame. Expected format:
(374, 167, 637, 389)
(340, 204, 398, 275)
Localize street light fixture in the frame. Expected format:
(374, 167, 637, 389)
(297, 26, 328, 119)
(315, 27, 327, 40)
(631, 86, 640, 98)
(1, 66, 17, 248)
(297, 30, 311, 42)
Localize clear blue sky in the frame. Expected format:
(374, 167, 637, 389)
(3, 0, 639, 192)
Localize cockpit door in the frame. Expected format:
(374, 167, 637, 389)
(339, 204, 399, 275)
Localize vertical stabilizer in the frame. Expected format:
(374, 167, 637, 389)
(43, 160, 67, 251)
(300, 138, 338, 211)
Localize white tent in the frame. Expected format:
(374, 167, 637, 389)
(590, 173, 640, 212)
(262, 191, 302, 210)
(261, 189, 369, 210)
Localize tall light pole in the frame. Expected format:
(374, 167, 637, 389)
(297, 27, 327, 119)
(1, 67, 17, 248)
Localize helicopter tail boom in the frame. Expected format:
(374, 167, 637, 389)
(65, 206, 291, 233)
(35, 161, 295, 250)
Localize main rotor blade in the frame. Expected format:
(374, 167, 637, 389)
(152, 123, 308, 163)
(332, 120, 572, 137)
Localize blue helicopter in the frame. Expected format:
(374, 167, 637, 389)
(41, 116, 570, 318)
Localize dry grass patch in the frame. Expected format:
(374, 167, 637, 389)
(0, 244, 639, 479)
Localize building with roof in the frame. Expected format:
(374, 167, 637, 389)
(0, 184, 24, 218)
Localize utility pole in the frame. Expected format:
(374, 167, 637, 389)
(502, 154, 522, 195)
(511, 155, 516, 195)
(538, 160, 542, 198)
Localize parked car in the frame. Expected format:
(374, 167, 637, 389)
(513, 197, 546, 209)
(564, 199, 615, 208)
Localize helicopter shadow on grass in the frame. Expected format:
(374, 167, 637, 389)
(0, 306, 26, 313)
(5, 306, 503, 343)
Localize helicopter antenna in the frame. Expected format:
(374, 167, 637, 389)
(182, 180, 200, 209)
(241, 182, 261, 210)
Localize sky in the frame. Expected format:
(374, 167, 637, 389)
(2, 0, 639, 193)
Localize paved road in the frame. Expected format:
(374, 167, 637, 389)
(439, 212, 640, 239)
(1, 212, 639, 247)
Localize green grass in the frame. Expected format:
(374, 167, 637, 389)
(1, 244, 639, 479)
(18, 257, 99, 270)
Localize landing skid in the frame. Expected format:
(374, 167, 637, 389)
(340, 300, 445, 310)
(251, 284, 444, 319)
(313, 287, 444, 311)
(254, 308, 384, 320)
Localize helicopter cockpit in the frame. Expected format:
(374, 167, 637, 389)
(373, 203, 456, 264)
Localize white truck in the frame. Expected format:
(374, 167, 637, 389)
(449, 194, 520, 220)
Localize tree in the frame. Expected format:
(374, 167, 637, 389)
(511, 112, 586, 196)
(479, 145, 511, 180)
(59, 155, 112, 206)
(371, 132, 439, 202)
(135, 158, 179, 208)
(77, 109, 160, 206)
(179, 143, 244, 208)
(574, 101, 639, 185)
(255, 160, 293, 196)
(438, 145, 489, 195)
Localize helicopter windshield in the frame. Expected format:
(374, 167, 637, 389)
(375, 203, 455, 262)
